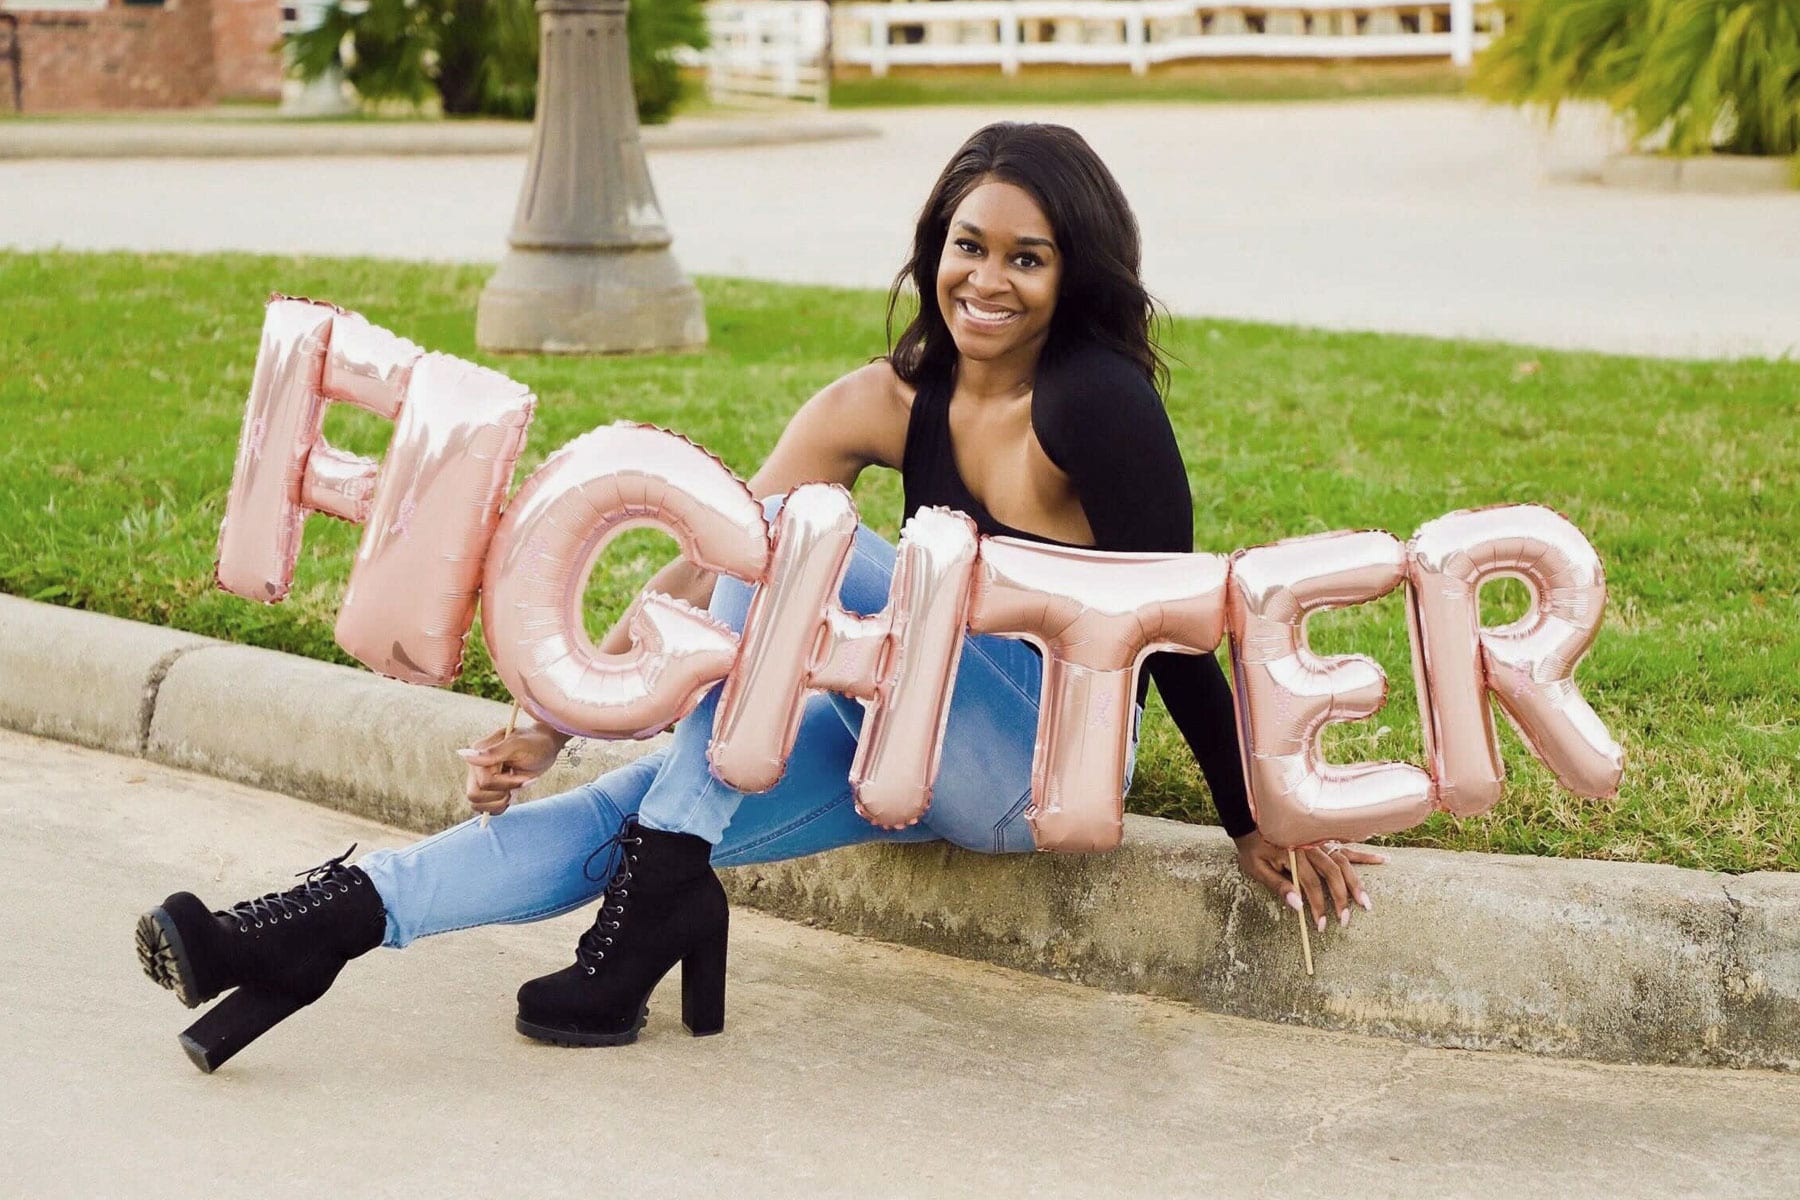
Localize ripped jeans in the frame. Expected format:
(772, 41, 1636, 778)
(359, 498, 1141, 949)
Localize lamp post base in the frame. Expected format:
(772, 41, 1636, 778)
(476, 246, 708, 356)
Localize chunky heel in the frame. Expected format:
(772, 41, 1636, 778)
(177, 987, 307, 1074)
(680, 923, 728, 1037)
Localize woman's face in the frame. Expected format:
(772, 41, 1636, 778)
(935, 178, 1062, 371)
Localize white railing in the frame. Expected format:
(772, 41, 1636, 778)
(708, 0, 1499, 97)
(709, 1, 832, 104)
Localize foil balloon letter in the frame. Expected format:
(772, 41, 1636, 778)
(707, 494, 979, 828)
(843, 507, 981, 830)
(216, 298, 536, 685)
(1407, 504, 1624, 810)
(481, 424, 769, 740)
(708, 485, 863, 793)
(1227, 531, 1434, 849)
(970, 540, 1231, 853)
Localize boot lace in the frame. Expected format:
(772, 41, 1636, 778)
(576, 822, 644, 974)
(224, 845, 362, 933)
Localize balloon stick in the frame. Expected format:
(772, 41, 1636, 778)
(1289, 848, 1314, 977)
(478, 703, 523, 830)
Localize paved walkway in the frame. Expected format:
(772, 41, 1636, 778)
(4, 728, 1798, 1198)
(2, 99, 1795, 359)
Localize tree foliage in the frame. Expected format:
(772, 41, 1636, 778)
(287, 0, 707, 124)
(1473, 0, 1800, 156)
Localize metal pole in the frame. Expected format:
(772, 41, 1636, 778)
(476, 0, 707, 355)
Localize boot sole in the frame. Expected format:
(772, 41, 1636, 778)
(135, 907, 203, 1009)
(515, 1003, 649, 1048)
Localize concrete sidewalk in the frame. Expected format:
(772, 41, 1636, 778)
(4, 594, 1796, 1073)
(0, 111, 878, 159)
(6, 728, 1798, 1199)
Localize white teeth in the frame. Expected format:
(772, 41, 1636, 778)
(959, 300, 1017, 326)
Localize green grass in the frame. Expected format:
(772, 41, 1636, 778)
(1, 250, 1795, 872)
(828, 61, 1468, 108)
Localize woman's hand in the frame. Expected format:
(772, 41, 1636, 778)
(457, 720, 570, 817)
(1232, 829, 1386, 932)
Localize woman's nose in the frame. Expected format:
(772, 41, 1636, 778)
(967, 260, 1005, 293)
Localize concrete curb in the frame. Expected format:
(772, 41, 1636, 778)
(4, 593, 1795, 1070)
(0, 115, 880, 160)
(1598, 152, 1798, 194)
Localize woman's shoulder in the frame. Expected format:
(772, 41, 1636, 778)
(805, 359, 914, 472)
(1037, 340, 1161, 409)
(1032, 340, 1169, 469)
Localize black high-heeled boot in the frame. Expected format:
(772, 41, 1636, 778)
(515, 817, 728, 1047)
(134, 845, 387, 1073)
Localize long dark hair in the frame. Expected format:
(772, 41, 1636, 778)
(886, 122, 1168, 395)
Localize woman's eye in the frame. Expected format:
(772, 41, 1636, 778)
(1012, 254, 1041, 269)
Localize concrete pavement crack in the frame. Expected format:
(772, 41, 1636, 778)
(136, 642, 209, 755)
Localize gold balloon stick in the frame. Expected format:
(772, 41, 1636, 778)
(477, 703, 523, 830)
(1289, 848, 1315, 976)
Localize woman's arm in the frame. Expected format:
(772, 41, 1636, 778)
(1032, 344, 1384, 925)
(465, 362, 910, 811)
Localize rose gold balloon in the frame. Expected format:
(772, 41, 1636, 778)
(216, 299, 536, 686)
(843, 507, 982, 829)
(1227, 530, 1434, 849)
(335, 354, 535, 685)
(708, 484, 862, 792)
(970, 539, 1231, 853)
(1407, 504, 1624, 810)
(216, 299, 337, 602)
(481, 424, 769, 740)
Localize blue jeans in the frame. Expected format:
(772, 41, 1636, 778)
(360, 498, 1141, 949)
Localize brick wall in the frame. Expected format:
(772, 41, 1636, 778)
(11, 0, 285, 111)
(209, 0, 280, 101)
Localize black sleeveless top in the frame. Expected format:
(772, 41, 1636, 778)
(899, 344, 1255, 838)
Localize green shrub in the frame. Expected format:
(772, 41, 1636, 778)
(287, 0, 707, 124)
(1474, 0, 1800, 156)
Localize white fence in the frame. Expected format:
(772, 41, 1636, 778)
(707, 0, 1501, 101)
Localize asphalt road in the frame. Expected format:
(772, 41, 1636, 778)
(4, 728, 1798, 1198)
(2, 100, 1796, 359)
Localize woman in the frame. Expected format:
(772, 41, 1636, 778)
(136, 122, 1382, 1073)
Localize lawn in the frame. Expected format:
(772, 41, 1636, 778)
(826, 61, 1468, 108)
(1, 250, 1794, 872)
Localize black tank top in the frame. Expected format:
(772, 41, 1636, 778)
(900, 367, 1086, 548)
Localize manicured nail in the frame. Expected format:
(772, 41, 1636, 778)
(1357, 890, 1373, 912)
(1315, 915, 1326, 933)
(1285, 892, 1303, 913)
(1339, 908, 1351, 927)
(455, 748, 480, 760)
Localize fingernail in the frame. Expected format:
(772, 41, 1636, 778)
(455, 748, 479, 761)
(1285, 892, 1303, 913)
(1339, 908, 1350, 927)
(1357, 890, 1373, 912)
(1315, 916, 1326, 933)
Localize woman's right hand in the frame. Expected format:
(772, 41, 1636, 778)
(458, 720, 569, 817)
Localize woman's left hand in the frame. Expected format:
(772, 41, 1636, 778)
(1232, 829, 1386, 932)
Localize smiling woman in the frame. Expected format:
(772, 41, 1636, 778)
(134, 122, 1381, 1074)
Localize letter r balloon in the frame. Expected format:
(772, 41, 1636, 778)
(1406, 504, 1624, 811)
(216, 298, 536, 685)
